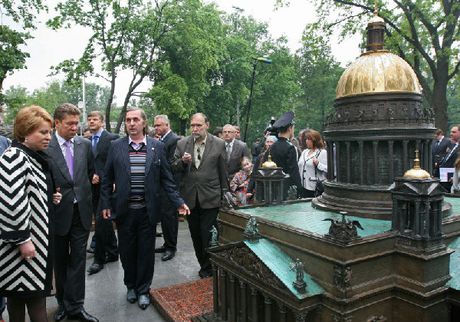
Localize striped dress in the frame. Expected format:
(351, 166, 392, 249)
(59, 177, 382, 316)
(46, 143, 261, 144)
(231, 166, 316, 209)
(0, 144, 53, 297)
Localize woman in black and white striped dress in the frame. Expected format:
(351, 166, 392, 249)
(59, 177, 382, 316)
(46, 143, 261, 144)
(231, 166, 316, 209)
(0, 106, 62, 322)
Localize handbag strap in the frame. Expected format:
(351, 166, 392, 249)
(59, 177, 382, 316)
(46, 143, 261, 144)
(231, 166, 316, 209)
(314, 149, 321, 178)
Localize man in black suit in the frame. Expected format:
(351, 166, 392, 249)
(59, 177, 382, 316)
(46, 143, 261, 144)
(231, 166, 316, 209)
(432, 128, 451, 178)
(153, 114, 181, 261)
(101, 107, 189, 310)
(222, 124, 250, 180)
(46, 103, 98, 322)
(86, 111, 119, 275)
(439, 125, 460, 191)
(173, 113, 228, 278)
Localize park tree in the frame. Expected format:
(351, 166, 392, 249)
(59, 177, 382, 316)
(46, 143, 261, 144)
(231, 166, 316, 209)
(277, 0, 460, 131)
(147, 0, 225, 134)
(202, 9, 302, 143)
(204, 10, 271, 131)
(296, 24, 344, 131)
(0, 0, 46, 105)
(242, 40, 302, 142)
(48, 0, 154, 131)
(3, 80, 111, 124)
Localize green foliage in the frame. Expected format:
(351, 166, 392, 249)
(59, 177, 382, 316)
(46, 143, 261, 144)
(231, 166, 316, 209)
(0, 26, 30, 104)
(2, 80, 111, 124)
(0, 1, 45, 103)
(3, 86, 29, 123)
(296, 23, 344, 132)
(149, 0, 225, 130)
(0, 0, 47, 29)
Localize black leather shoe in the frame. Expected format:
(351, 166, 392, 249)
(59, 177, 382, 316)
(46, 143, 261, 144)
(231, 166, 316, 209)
(161, 250, 175, 261)
(155, 246, 166, 253)
(87, 263, 104, 275)
(54, 305, 66, 322)
(198, 268, 212, 279)
(67, 308, 99, 322)
(127, 289, 137, 303)
(138, 294, 150, 310)
(104, 255, 119, 263)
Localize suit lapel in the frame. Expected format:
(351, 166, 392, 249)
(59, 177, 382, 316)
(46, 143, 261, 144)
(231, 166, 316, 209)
(199, 134, 213, 167)
(121, 137, 131, 173)
(94, 130, 107, 158)
(145, 137, 155, 175)
(74, 137, 85, 178)
(49, 135, 73, 184)
(230, 140, 239, 159)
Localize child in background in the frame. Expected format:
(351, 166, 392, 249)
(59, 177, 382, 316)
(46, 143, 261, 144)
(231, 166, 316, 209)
(230, 157, 253, 206)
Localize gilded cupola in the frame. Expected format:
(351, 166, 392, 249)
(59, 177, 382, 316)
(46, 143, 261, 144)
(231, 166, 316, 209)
(335, 11, 422, 99)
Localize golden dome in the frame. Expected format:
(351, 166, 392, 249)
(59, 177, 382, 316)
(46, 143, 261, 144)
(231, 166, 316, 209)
(403, 150, 431, 180)
(261, 153, 277, 169)
(336, 51, 423, 98)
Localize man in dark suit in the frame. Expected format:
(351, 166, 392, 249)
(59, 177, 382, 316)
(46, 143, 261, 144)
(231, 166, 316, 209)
(222, 124, 250, 180)
(173, 113, 228, 278)
(46, 103, 98, 322)
(432, 128, 451, 178)
(101, 107, 189, 310)
(86, 111, 119, 275)
(439, 125, 460, 191)
(153, 114, 181, 261)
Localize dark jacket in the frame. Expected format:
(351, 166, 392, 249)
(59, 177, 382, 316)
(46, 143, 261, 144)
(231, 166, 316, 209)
(46, 134, 94, 235)
(100, 136, 184, 225)
(270, 137, 302, 193)
(226, 139, 250, 178)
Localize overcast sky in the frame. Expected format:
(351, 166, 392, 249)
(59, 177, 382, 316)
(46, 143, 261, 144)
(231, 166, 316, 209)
(2, 0, 361, 105)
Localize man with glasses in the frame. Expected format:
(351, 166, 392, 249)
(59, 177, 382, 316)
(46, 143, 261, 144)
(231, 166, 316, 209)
(222, 124, 250, 181)
(173, 113, 228, 278)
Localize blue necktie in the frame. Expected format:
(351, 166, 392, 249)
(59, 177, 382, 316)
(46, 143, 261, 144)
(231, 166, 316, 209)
(92, 135, 99, 154)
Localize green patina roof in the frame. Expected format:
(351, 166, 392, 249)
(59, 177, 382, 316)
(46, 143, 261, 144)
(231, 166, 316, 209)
(445, 196, 460, 216)
(241, 203, 391, 237)
(241, 196, 460, 237)
(244, 238, 324, 299)
(448, 236, 460, 291)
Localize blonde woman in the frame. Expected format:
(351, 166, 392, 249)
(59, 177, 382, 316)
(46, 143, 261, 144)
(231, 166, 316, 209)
(0, 106, 61, 322)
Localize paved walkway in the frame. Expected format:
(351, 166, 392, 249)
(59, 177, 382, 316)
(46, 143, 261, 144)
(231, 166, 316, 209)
(3, 221, 201, 322)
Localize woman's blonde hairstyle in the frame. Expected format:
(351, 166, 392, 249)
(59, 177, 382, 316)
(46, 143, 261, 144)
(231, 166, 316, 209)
(14, 105, 53, 142)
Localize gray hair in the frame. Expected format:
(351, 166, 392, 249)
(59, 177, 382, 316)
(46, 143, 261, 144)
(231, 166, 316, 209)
(154, 114, 170, 125)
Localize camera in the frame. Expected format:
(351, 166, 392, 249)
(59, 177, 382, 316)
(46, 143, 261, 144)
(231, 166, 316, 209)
(265, 116, 278, 137)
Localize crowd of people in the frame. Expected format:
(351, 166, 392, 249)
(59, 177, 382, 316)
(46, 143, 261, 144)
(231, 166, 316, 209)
(3, 103, 459, 322)
(0, 105, 329, 322)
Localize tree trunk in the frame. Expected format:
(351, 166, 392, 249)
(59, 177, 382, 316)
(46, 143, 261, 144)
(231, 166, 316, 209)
(179, 118, 187, 135)
(115, 94, 131, 134)
(432, 78, 449, 132)
(105, 71, 117, 132)
(432, 56, 450, 132)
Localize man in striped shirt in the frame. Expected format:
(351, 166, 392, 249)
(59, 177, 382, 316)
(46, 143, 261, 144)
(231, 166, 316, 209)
(101, 107, 189, 310)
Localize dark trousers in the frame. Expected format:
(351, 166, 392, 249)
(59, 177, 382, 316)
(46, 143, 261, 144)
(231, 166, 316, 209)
(187, 201, 218, 272)
(117, 207, 156, 295)
(159, 199, 178, 251)
(92, 184, 118, 264)
(54, 205, 89, 315)
(0, 297, 4, 318)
